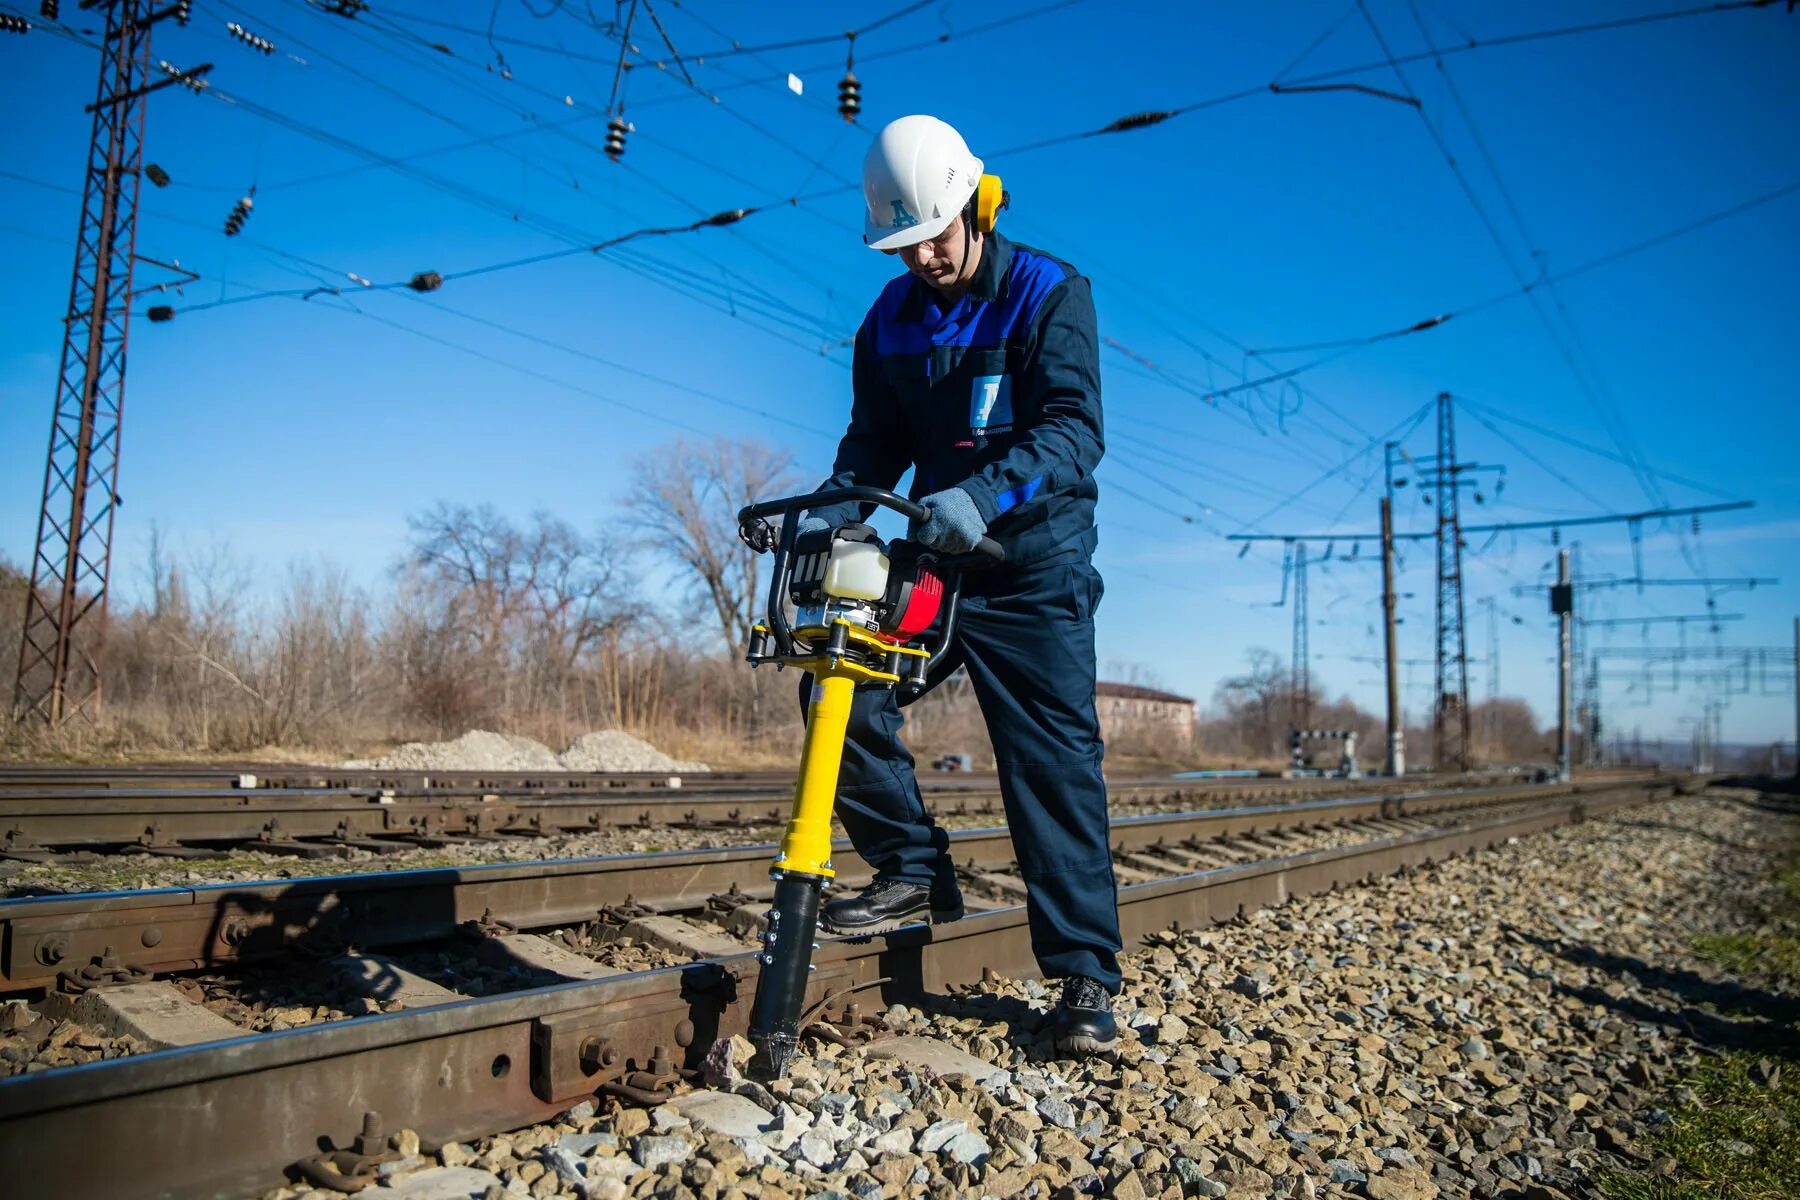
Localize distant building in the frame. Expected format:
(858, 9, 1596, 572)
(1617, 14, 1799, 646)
(1095, 681, 1196, 749)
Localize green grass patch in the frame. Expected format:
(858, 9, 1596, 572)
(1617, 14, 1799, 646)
(1691, 850, 1800, 992)
(1597, 1052, 1800, 1200)
(1693, 931, 1800, 988)
(1601, 829, 1800, 1200)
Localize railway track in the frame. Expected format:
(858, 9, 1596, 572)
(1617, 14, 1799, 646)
(0, 767, 1561, 862)
(0, 773, 1676, 1199)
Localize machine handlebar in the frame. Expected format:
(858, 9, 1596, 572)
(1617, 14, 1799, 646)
(736, 485, 1005, 562)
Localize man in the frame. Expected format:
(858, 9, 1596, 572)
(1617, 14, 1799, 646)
(800, 114, 1121, 1055)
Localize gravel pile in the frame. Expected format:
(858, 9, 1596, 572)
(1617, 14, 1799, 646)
(344, 730, 710, 774)
(345, 731, 565, 772)
(246, 790, 1795, 1200)
(558, 731, 711, 774)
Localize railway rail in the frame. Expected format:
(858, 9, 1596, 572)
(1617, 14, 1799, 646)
(0, 776, 1585, 990)
(0, 765, 1629, 861)
(0, 773, 1677, 1199)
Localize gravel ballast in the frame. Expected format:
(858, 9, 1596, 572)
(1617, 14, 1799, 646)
(245, 788, 1796, 1200)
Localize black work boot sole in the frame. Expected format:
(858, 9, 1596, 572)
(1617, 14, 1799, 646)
(1054, 1028, 1119, 1057)
(1051, 976, 1119, 1057)
(818, 894, 965, 937)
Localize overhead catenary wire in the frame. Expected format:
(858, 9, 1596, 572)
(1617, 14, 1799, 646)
(13, 169, 826, 434)
(2, 18, 845, 350)
(1360, 0, 1726, 640)
(1455, 397, 1739, 501)
(126, 0, 1777, 406)
(275, 0, 871, 327)
(880, 1, 1783, 168)
(6, 0, 1779, 601)
(1225, 177, 1800, 365)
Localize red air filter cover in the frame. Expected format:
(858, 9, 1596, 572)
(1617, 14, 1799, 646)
(885, 565, 944, 642)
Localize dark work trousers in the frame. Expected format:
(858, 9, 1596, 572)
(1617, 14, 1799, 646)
(800, 552, 1122, 992)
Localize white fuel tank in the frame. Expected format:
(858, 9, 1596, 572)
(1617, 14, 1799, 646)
(822, 540, 890, 601)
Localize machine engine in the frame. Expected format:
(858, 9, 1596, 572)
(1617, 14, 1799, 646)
(786, 523, 944, 644)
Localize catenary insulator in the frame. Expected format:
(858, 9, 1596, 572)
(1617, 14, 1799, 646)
(837, 71, 860, 121)
(226, 22, 276, 55)
(147, 305, 174, 322)
(223, 191, 254, 237)
(144, 163, 170, 187)
(159, 60, 209, 92)
(0, 14, 29, 32)
(39, 1, 57, 19)
(173, 0, 190, 26)
(604, 116, 628, 162)
(407, 271, 443, 293)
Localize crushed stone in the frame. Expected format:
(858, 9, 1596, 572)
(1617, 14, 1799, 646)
(241, 790, 1795, 1200)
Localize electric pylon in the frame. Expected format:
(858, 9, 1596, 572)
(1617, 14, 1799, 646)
(1428, 393, 1474, 770)
(14, 0, 158, 723)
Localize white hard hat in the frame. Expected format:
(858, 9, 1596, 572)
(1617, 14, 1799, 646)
(861, 115, 984, 251)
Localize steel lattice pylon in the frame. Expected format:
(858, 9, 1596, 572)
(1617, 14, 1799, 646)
(1429, 392, 1473, 770)
(13, 0, 153, 724)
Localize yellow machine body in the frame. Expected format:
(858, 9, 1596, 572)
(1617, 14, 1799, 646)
(769, 620, 929, 879)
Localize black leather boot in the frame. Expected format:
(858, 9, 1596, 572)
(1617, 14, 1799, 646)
(820, 877, 963, 935)
(1052, 975, 1118, 1055)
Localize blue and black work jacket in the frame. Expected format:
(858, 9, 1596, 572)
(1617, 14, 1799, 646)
(810, 230, 1103, 566)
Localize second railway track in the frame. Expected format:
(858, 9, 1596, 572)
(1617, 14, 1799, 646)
(0, 766, 1617, 864)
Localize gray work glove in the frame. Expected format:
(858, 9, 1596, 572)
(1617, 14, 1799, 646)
(914, 487, 988, 554)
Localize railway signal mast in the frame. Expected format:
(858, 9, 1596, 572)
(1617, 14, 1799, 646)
(12, 0, 196, 723)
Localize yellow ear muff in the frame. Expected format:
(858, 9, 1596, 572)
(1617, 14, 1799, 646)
(974, 173, 1005, 234)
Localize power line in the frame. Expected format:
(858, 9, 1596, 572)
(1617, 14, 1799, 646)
(7, 46, 846, 352)
(1242, 400, 1436, 530)
(0, 169, 843, 438)
(1229, 176, 1800, 364)
(1281, 2, 1774, 93)
(1456, 396, 1739, 501)
(1232, 500, 1756, 545)
(1459, 403, 1610, 512)
(949, 1, 1778, 166)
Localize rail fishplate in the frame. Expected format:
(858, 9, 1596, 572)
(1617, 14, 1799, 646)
(531, 993, 700, 1104)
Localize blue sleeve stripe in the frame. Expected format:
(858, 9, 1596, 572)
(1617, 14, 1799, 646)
(996, 475, 1044, 513)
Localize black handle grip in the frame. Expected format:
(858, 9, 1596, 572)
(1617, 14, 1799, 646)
(738, 486, 1006, 564)
(738, 485, 926, 525)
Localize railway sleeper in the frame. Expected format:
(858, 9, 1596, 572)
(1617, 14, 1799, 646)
(40, 980, 244, 1049)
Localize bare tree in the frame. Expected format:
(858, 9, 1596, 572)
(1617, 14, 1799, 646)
(621, 437, 797, 658)
(1207, 648, 1295, 758)
(400, 504, 641, 732)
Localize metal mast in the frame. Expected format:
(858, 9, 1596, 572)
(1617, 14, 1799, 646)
(1379, 478, 1404, 777)
(14, 0, 156, 723)
(1291, 542, 1311, 731)
(1430, 393, 1473, 771)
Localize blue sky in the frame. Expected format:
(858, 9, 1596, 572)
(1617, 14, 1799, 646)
(1, 0, 1795, 749)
